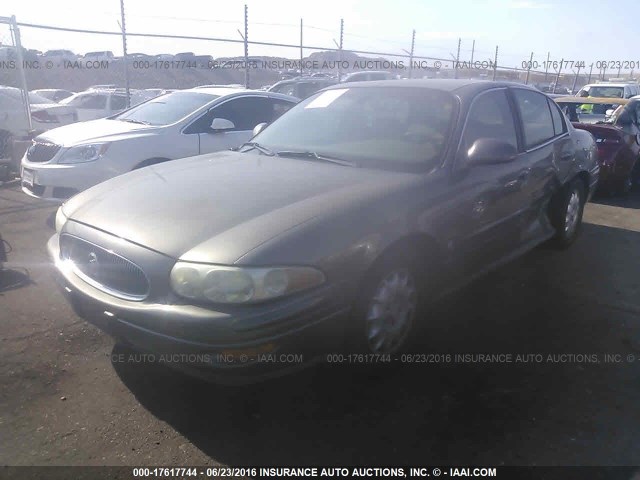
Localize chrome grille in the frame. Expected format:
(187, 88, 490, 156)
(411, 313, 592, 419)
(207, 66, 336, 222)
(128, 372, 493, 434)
(26, 141, 61, 163)
(60, 235, 149, 300)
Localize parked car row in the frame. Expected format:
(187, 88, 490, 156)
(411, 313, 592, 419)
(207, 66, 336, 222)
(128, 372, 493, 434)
(23, 79, 606, 384)
(555, 95, 640, 194)
(21, 88, 297, 200)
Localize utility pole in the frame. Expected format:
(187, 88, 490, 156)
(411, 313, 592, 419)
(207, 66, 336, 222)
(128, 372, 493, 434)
(525, 51, 533, 85)
(454, 37, 461, 79)
(119, 0, 130, 107)
(243, 4, 249, 87)
(300, 18, 304, 75)
(470, 39, 475, 65)
(571, 65, 582, 94)
(543, 51, 550, 82)
(333, 19, 344, 81)
(492, 45, 498, 80)
(406, 29, 416, 79)
(7, 16, 31, 132)
(552, 59, 563, 94)
(587, 63, 593, 84)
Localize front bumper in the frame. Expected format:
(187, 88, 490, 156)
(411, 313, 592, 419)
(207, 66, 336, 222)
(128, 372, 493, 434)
(21, 153, 117, 201)
(47, 233, 351, 384)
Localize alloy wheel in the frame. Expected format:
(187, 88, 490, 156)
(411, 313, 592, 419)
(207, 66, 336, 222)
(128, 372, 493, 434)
(365, 268, 417, 354)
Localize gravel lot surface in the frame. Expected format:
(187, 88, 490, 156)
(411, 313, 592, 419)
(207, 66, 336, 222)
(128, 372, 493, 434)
(2, 181, 640, 467)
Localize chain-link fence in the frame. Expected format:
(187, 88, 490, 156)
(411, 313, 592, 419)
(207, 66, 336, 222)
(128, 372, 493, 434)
(2, 5, 636, 95)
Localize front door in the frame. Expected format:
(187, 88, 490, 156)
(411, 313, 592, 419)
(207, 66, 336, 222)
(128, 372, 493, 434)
(449, 88, 531, 275)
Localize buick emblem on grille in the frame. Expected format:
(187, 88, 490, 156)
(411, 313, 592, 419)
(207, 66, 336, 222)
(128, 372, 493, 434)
(86, 251, 99, 277)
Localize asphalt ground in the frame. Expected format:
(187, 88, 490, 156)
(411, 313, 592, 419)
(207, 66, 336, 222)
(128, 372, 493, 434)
(2, 180, 640, 468)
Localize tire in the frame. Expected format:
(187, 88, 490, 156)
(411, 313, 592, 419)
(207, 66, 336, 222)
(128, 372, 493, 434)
(0, 130, 12, 160)
(550, 178, 585, 249)
(350, 250, 425, 355)
(630, 160, 640, 191)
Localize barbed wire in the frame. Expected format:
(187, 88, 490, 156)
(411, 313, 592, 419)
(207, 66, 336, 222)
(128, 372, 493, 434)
(3, 19, 626, 78)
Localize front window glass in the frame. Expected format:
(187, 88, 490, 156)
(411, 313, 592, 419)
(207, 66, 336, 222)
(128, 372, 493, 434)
(114, 91, 219, 126)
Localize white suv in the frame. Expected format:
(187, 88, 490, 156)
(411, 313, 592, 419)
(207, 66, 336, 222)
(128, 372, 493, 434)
(59, 89, 130, 121)
(21, 88, 297, 201)
(576, 82, 640, 99)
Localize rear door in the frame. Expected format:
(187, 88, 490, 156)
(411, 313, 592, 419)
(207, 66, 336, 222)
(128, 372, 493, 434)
(510, 88, 568, 240)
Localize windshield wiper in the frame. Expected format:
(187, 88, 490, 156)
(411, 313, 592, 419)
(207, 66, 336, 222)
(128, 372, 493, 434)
(276, 150, 357, 167)
(237, 142, 275, 156)
(118, 118, 150, 125)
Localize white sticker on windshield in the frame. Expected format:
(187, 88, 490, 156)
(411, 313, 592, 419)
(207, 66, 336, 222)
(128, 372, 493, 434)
(305, 89, 348, 109)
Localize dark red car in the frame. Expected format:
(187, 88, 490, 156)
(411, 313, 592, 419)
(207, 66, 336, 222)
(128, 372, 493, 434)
(555, 96, 640, 194)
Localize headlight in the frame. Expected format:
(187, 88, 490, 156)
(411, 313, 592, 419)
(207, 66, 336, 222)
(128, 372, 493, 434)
(55, 206, 67, 233)
(170, 262, 325, 304)
(58, 143, 110, 164)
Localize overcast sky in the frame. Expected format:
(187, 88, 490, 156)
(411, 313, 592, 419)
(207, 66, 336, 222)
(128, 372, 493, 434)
(1, 0, 638, 70)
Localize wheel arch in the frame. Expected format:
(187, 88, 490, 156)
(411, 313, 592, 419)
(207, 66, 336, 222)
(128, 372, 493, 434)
(361, 232, 446, 286)
(132, 157, 171, 170)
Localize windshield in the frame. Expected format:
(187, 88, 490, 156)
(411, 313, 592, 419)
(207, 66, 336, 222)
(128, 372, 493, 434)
(251, 87, 456, 172)
(113, 91, 219, 126)
(585, 86, 624, 98)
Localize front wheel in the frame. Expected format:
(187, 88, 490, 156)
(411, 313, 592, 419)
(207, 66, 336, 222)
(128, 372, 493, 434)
(351, 254, 422, 354)
(550, 179, 585, 249)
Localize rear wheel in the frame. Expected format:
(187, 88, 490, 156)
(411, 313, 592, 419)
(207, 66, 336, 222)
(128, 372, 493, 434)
(0, 130, 12, 160)
(630, 159, 640, 191)
(550, 178, 585, 248)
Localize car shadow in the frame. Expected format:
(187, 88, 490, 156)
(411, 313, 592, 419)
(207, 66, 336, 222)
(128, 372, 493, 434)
(113, 222, 640, 466)
(46, 211, 56, 230)
(590, 189, 640, 210)
(0, 267, 34, 294)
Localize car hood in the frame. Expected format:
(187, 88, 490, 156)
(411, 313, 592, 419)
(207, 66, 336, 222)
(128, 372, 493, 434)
(36, 118, 158, 146)
(62, 151, 417, 263)
(31, 103, 76, 116)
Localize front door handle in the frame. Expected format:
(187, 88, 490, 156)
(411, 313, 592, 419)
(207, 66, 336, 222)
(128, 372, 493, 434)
(504, 169, 531, 190)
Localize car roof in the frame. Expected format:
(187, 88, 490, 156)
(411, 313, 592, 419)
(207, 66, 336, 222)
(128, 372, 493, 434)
(325, 79, 538, 95)
(553, 96, 629, 105)
(186, 87, 298, 101)
(273, 78, 334, 85)
(581, 83, 635, 88)
(345, 70, 393, 75)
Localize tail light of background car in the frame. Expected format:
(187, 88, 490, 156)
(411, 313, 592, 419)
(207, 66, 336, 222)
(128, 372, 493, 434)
(594, 135, 622, 163)
(31, 110, 59, 124)
(31, 110, 58, 123)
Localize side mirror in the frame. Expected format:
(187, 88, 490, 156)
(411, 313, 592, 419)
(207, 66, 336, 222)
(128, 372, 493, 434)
(210, 117, 235, 131)
(466, 138, 518, 166)
(252, 122, 268, 137)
